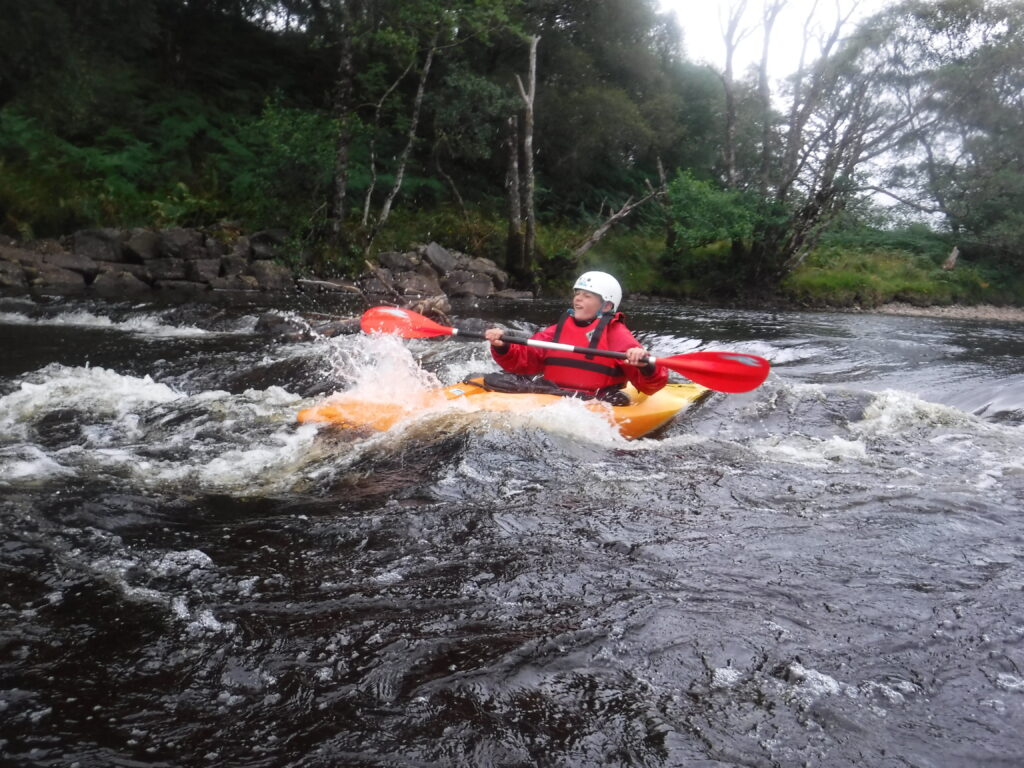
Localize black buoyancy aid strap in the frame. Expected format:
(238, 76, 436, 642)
(552, 310, 614, 359)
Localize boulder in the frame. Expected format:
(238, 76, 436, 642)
(297, 277, 361, 294)
(99, 262, 153, 284)
(72, 229, 125, 262)
(155, 279, 211, 299)
(422, 242, 457, 274)
(442, 269, 494, 298)
(228, 236, 252, 260)
(394, 270, 443, 297)
(210, 274, 260, 291)
(250, 229, 288, 260)
(247, 261, 294, 291)
(495, 288, 534, 300)
(90, 270, 152, 298)
(186, 258, 222, 283)
(28, 264, 87, 296)
(220, 254, 248, 277)
(124, 229, 160, 262)
(255, 312, 312, 341)
(204, 237, 227, 258)
(42, 250, 99, 280)
(147, 258, 187, 281)
(377, 251, 418, 271)
(466, 257, 508, 290)
(159, 228, 206, 259)
(0, 259, 27, 293)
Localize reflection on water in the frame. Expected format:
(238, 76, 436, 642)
(1, 295, 1023, 766)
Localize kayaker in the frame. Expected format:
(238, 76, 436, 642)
(483, 271, 668, 403)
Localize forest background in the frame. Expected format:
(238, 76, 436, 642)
(1, 0, 1022, 307)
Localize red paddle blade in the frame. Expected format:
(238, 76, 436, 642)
(360, 306, 454, 338)
(657, 351, 770, 393)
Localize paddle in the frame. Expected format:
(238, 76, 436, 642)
(361, 306, 770, 394)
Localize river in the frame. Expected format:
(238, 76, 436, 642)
(2, 293, 1023, 767)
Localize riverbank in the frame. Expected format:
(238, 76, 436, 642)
(869, 301, 1024, 323)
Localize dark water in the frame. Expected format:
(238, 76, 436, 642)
(2, 294, 1023, 767)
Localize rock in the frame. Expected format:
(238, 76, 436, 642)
(99, 262, 153, 284)
(297, 278, 361, 294)
(422, 242, 457, 274)
(247, 261, 294, 291)
(0, 259, 28, 293)
(210, 275, 260, 291)
(311, 318, 361, 337)
(90, 270, 152, 298)
(0, 245, 44, 269)
(42, 250, 99, 280)
(229, 236, 252, 260)
(186, 258, 222, 283)
(255, 312, 312, 341)
(377, 251, 418, 271)
(394, 271, 443, 296)
(159, 228, 206, 259)
(220, 254, 248, 277)
(442, 269, 494, 298)
(250, 229, 288, 260)
(204, 237, 227, 258)
(72, 229, 125, 262)
(466, 257, 508, 290)
(147, 258, 187, 281)
(155, 279, 211, 299)
(29, 265, 87, 296)
(494, 288, 534, 300)
(124, 229, 160, 262)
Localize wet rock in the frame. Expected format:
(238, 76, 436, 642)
(124, 229, 160, 262)
(247, 261, 294, 291)
(296, 278, 360, 294)
(91, 270, 152, 298)
(72, 228, 125, 262)
(40, 250, 100, 280)
(155, 279, 210, 299)
(0, 259, 27, 293)
(29, 264, 87, 296)
(378, 251, 418, 271)
(159, 228, 206, 260)
(466, 257, 508, 290)
(210, 274, 260, 291)
(422, 241, 457, 274)
(442, 269, 494, 298)
(311, 318, 361, 337)
(255, 312, 312, 341)
(99, 262, 153, 284)
(495, 288, 534, 299)
(186, 258, 222, 283)
(147, 258, 187, 281)
(394, 270, 443, 297)
(250, 229, 288, 260)
(220, 254, 248, 277)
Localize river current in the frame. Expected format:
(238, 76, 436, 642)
(1, 293, 1023, 767)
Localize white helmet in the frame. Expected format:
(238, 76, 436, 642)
(573, 271, 622, 313)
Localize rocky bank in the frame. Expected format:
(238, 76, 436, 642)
(0, 226, 529, 310)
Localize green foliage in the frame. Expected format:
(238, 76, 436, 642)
(664, 171, 757, 250)
(780, 247, 1020, 308)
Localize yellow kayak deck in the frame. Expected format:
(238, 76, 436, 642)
(297, 377, 709, 439)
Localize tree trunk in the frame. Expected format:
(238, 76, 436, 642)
(516, 35, 539, 270)
(329, 3, 356, 249)
(365, 35, 438, 253)
(573, 186, 665, 259)
(505, 116, 526, 281)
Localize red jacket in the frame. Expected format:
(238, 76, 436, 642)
(490, 312, 668, 395)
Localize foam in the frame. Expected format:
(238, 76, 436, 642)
(0, 308, 213, 337)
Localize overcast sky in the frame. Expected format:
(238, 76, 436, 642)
(658, 0, 894, 77)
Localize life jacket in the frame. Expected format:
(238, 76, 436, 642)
(540, 310, 627, 392)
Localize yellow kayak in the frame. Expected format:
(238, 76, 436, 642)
(297, 377, 709, 440)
